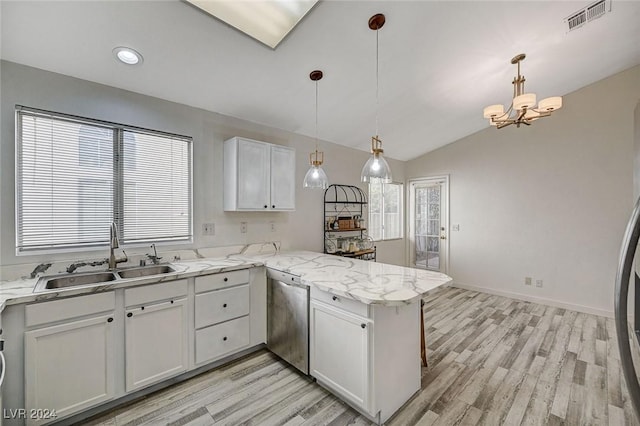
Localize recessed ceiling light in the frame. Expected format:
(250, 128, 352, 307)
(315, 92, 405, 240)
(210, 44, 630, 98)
(184, 0, 318, 49)
(112, 46, 143, 65)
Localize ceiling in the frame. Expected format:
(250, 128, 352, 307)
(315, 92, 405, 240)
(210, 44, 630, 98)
(2, 1, 639, 161)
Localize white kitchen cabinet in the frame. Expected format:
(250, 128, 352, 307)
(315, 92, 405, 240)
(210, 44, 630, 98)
(309, 287, 421, 423)
(310, 299, 372, 414)
(224, 137, 295, 211)
(24, 292, 116, 424)
(194, 272, 252, 365)
(269, 145, 296, 210)
(125, 297, 188, 392)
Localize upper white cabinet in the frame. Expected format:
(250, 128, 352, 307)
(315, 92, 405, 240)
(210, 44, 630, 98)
(269, 145, 296, 210)
(224, 137, 295, 211)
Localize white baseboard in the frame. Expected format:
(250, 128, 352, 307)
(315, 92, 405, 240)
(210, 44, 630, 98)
(452, 282, 614, 319)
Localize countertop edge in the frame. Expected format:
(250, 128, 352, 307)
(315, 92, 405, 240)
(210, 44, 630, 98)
(0, 251, 454, 312)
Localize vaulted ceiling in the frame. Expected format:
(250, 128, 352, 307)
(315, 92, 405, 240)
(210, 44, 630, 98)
(2, 1, 639, 161)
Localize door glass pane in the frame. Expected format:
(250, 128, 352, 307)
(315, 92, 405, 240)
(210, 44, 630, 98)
(415, 184, 440, 270)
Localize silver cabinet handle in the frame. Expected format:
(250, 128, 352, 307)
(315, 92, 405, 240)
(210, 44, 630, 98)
(0, 351, 5, 388)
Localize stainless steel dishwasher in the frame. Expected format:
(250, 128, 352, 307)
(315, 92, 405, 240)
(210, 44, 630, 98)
(267, 268, 309, 375)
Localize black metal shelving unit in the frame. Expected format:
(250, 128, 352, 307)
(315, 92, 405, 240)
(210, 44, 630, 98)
(323, 184, 376, 261)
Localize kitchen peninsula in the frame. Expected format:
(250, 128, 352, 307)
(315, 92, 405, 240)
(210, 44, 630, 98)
(0, 249, 451, 425)
(252, 250, 452, 423)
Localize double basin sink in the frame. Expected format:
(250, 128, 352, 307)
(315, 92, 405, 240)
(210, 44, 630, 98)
(34, 265, 176, 292)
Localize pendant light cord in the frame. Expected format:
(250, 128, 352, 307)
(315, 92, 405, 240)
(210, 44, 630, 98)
(315, 80, 319, 152)
(375, 27, 379, 137)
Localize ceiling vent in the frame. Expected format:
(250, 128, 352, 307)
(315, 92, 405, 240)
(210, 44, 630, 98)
(566, 0, 611, 32)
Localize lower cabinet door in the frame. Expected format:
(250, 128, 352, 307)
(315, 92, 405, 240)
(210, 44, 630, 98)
(195, 316, 250, 364)
(310, 300, 371, 413)
(25, 314, 116, 425)
(125, 298, 188, 392)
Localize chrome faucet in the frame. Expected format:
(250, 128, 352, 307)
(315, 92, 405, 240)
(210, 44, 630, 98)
(108, 222, 127, 269)
(146, 243, 162, 265)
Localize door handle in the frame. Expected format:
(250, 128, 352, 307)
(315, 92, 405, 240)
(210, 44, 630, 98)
(440, 235, 446, 240)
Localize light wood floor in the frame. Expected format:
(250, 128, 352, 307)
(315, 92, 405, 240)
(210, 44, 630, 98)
(86, 287, 639, 425)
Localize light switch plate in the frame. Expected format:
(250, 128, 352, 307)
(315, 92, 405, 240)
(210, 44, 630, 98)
(241, 222, 247, 233)
(452, 224, 460, 231)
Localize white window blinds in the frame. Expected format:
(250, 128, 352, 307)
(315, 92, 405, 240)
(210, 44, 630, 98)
(16, 107, 192, 253)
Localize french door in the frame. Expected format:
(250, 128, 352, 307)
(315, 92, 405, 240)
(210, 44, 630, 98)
(409, 177, 448, 273)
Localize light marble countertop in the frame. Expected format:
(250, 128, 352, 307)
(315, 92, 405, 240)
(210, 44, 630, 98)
(0, 256, 263, 312)
(0, 250, 452, 312)
(240, 250, 453, 306)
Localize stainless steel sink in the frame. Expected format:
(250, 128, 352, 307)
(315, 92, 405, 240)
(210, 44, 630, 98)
(116, 265, 175, 279)
(36, 271, 118, 291)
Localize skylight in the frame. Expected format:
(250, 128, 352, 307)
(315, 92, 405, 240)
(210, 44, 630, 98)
(185, 0, 319, 49)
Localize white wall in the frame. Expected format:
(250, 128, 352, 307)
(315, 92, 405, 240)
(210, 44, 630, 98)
(0, 60, 406, 276)
(406, 65, 640, 317)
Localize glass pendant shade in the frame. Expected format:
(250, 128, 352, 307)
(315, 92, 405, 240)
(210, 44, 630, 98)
(303, 164, 329, 189)
(361, 152, 392, 183)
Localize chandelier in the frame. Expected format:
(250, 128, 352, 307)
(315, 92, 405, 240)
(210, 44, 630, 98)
(483, 53, 562, 129)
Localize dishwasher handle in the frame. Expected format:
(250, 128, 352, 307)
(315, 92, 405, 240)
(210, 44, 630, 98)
(267, 269, 305, 288)
(0, 350, 5, 388)
(275, 277, 308, 290)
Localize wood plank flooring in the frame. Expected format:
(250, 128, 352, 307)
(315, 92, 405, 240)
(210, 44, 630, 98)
(86, 287, 639, 426)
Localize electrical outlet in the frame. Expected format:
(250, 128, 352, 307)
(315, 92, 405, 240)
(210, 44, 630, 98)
(241, 222, 247, 234)
(452, 224, 460, 231)
(536, 279, 543, 288)
(525, 277, 532, 286)
(202, 223, 215, 236)
(270, 221, 276, 232)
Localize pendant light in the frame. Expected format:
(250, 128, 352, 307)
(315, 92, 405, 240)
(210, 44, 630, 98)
(303, 70, 329, 189)
(361, 13, 392, 184)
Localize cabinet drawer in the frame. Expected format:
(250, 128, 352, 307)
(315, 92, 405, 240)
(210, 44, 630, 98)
(310, 287, 369, 318)
(124, 279, 187, 307)
(195, 269, 250, 293)
(195, 316, 250, 364)
(25, 292, 115, 327)
(195, 285, 250, 328)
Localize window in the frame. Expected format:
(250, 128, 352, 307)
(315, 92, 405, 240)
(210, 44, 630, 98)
(368, 181, 403, 241)
(16, 106, 192, 254)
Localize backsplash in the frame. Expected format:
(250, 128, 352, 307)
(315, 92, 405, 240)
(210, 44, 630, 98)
(0, 241, 281, 282)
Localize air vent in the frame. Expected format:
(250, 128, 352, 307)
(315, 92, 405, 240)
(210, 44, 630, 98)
(567, 10, 587, 31)
(587, 0, 607, 20)
(565, 0, 611, 32)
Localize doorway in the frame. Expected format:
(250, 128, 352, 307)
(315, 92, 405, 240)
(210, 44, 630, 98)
(408, 176, 449, 273)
